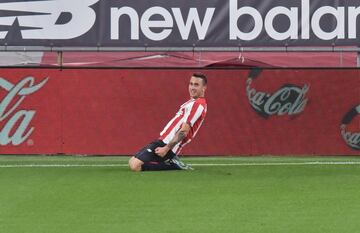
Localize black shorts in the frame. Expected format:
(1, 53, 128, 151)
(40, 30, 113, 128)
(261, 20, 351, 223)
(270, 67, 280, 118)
(135, 140, 176, 163)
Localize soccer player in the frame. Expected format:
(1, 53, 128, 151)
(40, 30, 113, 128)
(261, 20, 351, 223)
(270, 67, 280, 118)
(129, 73, 208, 171)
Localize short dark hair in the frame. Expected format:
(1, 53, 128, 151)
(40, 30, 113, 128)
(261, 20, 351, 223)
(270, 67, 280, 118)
(192, 73, 207, 85)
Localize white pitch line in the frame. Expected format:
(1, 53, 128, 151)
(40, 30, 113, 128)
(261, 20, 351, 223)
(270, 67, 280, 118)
(192, 161, 360, 166)
(0, 164, 126, 168)
(1, 161, 360, 168)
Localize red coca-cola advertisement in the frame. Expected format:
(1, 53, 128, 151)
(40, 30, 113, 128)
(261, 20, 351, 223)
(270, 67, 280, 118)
(0, 68, 359, 155)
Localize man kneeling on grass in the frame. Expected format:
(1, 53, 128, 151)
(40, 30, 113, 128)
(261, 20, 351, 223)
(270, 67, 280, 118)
(129, 73, 208, 171)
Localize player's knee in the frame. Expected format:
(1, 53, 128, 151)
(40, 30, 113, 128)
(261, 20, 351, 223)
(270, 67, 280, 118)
(129, 157, 142, 172)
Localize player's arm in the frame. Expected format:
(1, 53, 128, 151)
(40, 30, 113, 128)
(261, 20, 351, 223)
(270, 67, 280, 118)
(155, 123, 191, 157)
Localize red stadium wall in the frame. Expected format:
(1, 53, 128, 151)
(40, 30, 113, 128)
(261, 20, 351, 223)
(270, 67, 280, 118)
(0, 68, 359, 156)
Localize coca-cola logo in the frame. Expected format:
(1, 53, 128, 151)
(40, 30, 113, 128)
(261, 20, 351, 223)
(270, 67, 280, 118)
(341, 105, 360, 150)
(246, 68, 309, 118)
(0, 76, 48, 146)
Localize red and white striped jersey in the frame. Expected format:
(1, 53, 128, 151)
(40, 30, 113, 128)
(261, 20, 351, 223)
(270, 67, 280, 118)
(159, 97, 207, 155)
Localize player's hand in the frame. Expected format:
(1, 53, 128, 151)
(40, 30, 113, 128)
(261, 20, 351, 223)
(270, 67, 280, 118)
(155, 146, 170, 157)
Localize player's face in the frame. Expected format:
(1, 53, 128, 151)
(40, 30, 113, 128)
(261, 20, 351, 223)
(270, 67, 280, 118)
(189, 76, 206, 99)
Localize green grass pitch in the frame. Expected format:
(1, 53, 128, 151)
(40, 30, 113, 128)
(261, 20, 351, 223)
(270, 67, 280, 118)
(0, 155, 360, 233)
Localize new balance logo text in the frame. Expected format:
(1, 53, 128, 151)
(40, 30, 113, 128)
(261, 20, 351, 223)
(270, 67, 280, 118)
(0, 0, 99, 39)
